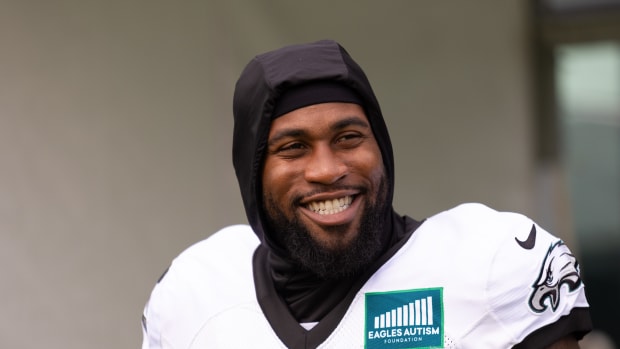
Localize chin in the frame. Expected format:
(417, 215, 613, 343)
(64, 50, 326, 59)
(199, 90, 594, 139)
(308, 224, 360, 251)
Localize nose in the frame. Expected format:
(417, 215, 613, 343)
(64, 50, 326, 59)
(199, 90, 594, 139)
(304, 145, 348, 185)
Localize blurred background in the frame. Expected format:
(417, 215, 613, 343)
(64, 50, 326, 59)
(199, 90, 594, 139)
(1, 0, 618, 348)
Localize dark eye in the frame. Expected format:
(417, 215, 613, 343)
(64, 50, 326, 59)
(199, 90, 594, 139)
(546, 270, 553, 283)
(281, 142, 305, 151)
(336, 133, 364, 147)
(275, 142, 307, 158)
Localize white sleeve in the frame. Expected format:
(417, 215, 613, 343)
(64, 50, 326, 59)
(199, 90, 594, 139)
(485, 213, 591, 347)
(139, 226, 260, 349)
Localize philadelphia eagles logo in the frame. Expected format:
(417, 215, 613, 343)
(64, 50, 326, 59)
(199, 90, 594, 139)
(528, 240, 582, 313)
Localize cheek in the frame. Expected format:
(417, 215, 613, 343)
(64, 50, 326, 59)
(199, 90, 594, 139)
(262, 160, 299, 202)
(352, 147, 384, 182)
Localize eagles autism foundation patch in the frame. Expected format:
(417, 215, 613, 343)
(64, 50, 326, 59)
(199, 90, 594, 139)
(365, 288, 444, 349)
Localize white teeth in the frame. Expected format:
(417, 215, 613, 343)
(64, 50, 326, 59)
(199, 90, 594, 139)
(307, 196, 353, 215)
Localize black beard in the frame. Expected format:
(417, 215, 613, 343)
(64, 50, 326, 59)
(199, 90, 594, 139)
(262, 180, 388, 280)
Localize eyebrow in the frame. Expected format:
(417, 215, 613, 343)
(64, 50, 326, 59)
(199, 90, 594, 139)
(332, 116, 370, 131)
(267, 116, 370, 147)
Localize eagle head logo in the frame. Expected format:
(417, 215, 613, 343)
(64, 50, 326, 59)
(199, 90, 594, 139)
(528, 240, 582, 313)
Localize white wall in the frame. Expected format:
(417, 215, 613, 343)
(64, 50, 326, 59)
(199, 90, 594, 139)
(0, 1, 535, 348)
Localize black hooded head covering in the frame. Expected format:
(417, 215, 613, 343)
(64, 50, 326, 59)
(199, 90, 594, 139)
(232, 40, 395, 252)
(231, 40, 411, 325)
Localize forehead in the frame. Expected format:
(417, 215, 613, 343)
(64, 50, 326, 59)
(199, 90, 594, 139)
(268, 102, 369, 137)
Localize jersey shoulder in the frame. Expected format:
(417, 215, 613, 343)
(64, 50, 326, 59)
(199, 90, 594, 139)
(142, 225, 260, 348)
(170, 224, 259, 269)
(425, 203, 589, 345)
(155, 223, 259, 299)
(425, 202, 564, 252)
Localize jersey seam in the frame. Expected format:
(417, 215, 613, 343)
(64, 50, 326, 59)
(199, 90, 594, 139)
(457, 224, 517, 343)
(485, 228, 521, 344)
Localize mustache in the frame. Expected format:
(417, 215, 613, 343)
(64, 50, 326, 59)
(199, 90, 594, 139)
(291, 185, 368, 205)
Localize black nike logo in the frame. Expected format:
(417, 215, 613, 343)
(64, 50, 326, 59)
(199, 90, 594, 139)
(515, 224, 537, 250)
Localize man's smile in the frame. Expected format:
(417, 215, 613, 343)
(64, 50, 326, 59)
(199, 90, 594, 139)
(299, 191, 363, 227)
(306, 195, 354, 215)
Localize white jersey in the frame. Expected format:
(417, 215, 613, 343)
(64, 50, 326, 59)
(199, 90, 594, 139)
(142, 203, 590, 348)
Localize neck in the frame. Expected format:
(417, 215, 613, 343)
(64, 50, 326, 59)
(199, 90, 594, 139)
(269, 208, 399, 322)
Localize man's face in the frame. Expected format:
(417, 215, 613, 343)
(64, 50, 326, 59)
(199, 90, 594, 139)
(262, 102, 388, 278)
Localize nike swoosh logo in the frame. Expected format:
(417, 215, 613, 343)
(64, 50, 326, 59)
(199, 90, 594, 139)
(515, 224, 537, 250)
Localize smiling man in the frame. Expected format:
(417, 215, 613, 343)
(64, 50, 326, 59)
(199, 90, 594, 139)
(263, 101, 388, 279)
(142, 40, 592, 349)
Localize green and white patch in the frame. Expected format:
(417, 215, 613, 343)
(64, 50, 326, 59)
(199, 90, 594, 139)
(365, 288, 444, 349)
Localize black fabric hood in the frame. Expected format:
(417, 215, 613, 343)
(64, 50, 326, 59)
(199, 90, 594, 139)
(232, 39, 395, 247)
